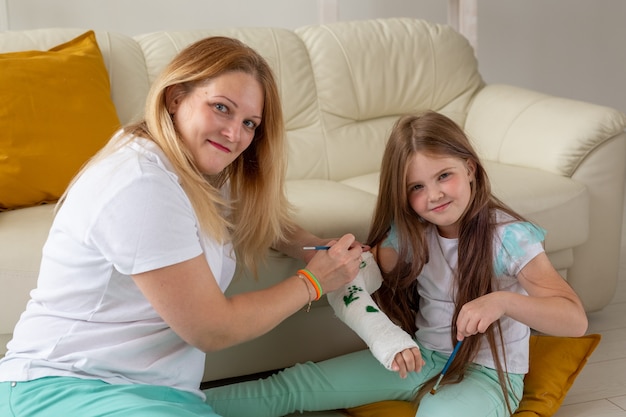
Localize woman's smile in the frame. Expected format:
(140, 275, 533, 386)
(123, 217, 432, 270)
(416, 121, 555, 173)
(207, 139, 231, 153)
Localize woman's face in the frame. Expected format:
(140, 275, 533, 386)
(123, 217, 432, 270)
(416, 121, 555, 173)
(168, 71, 264, 175)
(406, 151, 475, 238)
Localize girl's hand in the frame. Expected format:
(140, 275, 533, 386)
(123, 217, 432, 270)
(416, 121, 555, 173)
(457, 253, 588, 340)
(391, 347, 425, 378)
(455, 292, 506, 340)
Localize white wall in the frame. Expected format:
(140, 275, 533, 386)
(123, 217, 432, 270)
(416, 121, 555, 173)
(1, 0, 321, 32)
(478, 0, 626, 115)
(2, 0, 625, 114)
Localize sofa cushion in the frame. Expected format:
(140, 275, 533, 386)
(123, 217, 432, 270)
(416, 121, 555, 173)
(296, 18, 484, 182)
(0, 204, 55, 338)
(0, 30, 120, 209)
(134, 28, 325, 181)
(287, 179, 378, 242)
(0, 29, 150, 126)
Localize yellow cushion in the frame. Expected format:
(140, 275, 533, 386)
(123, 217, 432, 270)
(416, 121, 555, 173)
(514, 333, 600, 416)
(0, 30, 120, 210)
(343, 334, 601, 417)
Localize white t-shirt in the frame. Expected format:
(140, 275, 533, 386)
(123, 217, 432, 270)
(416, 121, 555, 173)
(0, 135, 236, 399)
(385, 212, 546, 374)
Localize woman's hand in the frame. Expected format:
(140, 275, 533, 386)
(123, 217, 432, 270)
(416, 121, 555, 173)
(304, 234, 364, 294)
(391, 347, 425, 378)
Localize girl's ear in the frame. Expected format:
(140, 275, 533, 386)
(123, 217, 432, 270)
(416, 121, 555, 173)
(466, 159, 477, 182)
(165, 85, 183, 114)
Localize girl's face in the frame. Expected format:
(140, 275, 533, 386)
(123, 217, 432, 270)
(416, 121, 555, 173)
(406, 151, 476, 238)
(167, 71, 264, 175)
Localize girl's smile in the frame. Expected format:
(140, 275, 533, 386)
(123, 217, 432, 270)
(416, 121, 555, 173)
(431, 201, 451, 213)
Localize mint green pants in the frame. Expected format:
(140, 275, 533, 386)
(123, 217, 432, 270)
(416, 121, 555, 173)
(0, 376, 219, 417)
(204, 348, 524, 417)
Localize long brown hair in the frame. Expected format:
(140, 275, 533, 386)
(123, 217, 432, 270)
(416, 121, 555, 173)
(369, 111, 523, 413)
(61, 36, 295, 273)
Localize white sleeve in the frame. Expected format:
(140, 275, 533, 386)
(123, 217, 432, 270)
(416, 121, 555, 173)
(89, 170, 203, 275)
(326, 251, 419, 370)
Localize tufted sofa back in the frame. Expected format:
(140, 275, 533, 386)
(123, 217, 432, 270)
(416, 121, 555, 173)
(133, 19, 483, 183)
(295, 18, 483, 181)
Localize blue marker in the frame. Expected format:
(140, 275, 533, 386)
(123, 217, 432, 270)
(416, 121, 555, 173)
(302, 246, 332, 250)
(430, 340, 463, 395)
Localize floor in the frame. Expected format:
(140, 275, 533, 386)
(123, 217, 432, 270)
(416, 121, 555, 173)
(554, 226, 626, 416)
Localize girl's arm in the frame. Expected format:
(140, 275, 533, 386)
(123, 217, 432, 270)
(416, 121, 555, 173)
(456, 252, 588, 339)
(326, 250, 423, 378)
(374, 243, 400, 274)
(132, 233, 363, 352)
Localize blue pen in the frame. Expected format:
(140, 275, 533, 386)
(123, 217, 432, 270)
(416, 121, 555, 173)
(430, 340, 463, 395)
(303, 245, 368, 268)
(302, 245, 367, 250)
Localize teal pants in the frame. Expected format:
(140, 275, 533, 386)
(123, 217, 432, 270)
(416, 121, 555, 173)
(0, 376, 218, 417)
(0, 348, 523, 417)
(205, 348, 524, 417)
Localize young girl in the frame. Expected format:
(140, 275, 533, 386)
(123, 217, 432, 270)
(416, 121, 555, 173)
(205, 111, 588, 417)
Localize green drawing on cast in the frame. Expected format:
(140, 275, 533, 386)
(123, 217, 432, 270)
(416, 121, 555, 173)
(343, 285, 363, 306)
(366, 305, 379, 313)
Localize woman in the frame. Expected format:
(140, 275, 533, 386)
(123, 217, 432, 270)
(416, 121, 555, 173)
(0, 36, 363, 417)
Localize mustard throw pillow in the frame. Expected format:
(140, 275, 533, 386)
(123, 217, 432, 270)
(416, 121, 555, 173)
(0, 30, 120, 210)
(514, 333, 600, 416)
(343, 334, 601, 417)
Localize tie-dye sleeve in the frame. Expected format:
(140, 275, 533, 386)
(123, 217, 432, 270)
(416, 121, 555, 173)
(494, 222, 547, 277)
(381, 222, 399, 250)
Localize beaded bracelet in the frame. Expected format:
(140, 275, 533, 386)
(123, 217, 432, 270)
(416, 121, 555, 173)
(297, 268, 323, 300)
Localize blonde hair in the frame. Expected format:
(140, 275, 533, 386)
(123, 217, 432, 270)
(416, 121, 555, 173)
(61, 36, 295, 273)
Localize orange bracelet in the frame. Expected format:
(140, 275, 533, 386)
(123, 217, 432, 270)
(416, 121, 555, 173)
(297, 268, 322, 300)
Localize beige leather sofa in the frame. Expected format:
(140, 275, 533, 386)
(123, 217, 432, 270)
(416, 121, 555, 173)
(1, 19, 625, 414)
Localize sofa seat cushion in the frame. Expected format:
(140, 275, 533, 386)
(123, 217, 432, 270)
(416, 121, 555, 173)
(0, 204, 55, 338)
(339, 173, 380, 196)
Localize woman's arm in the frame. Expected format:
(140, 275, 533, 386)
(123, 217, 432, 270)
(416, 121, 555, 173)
(133, 233, 363, 352)
(456, 252, 588, 339)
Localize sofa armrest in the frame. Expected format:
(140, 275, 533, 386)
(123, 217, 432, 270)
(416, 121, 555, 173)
(464, 84, 626, 177)
(465, 84, 626, 311)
